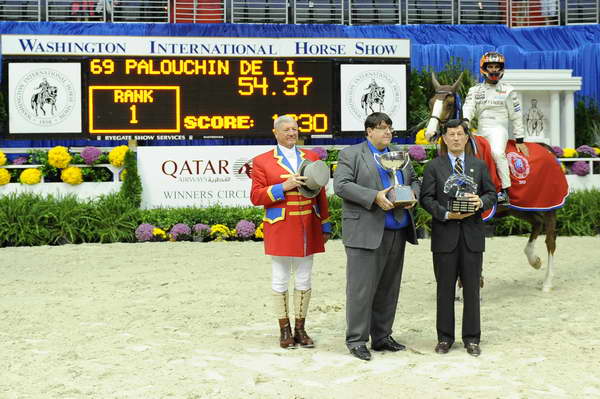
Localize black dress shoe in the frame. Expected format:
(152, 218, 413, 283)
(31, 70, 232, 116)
(349, 345, 372, 361)
(465, 343, 481, 357)
(372, 336, 406, 352)
(435, 341, 452, 354)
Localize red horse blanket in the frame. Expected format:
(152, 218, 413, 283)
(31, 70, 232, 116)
(472, 136, 569, 220)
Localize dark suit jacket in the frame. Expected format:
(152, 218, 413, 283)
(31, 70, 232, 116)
(333, 141, 419, 250)
(420, 153, 496, 253)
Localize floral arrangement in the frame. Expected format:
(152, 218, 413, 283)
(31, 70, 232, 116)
(210, 224, 232, 242)
(310, 146, 328, 161)
(108, 145, 129, 167)
(551, 146, 564, 157)
(81, 146, 102, 165)
(61, 166, 83, 185)
(408, 145, 427, 162)
(134, 221, 264, 243)
(576, 145, 598, 158)
(562, 148, 578, 158)
(47, 146, 72, 169)
(135, 223, 155, 242)
(19, 168, 42, 185)
(0, 151, 6, 166)
(12, 156, 29, 165)
(169, 223, 192, 241)
(255, 222, 264, 239)
(235, 220, 256, 240)
(0, 168, 10, 185)
(193, 223, 211, 242)
(152, 227, 168, 241)
(571, 161, 590, 176)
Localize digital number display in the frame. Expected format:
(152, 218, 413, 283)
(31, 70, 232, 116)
(86, 57, 334, 137)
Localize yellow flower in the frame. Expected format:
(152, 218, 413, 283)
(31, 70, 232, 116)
(210, 224, 232, 241)
(415, 129, 429, 145)
(562, 148, 577, 158)
(594, 147, 600, 156)
(255, 222, 264, 239)
(108, 145, 129, 167)
(560, 162, 567, 174)
(152, 227, 167, 240)
(61, 166, 83, 185)
(331, 163, 338, 172)
(0, 168, 10, 185)
(19, 168, 42, 185)
(120, 169, 127, 181)
(0, 151, 6, 166)
(47, 146, 72, 169)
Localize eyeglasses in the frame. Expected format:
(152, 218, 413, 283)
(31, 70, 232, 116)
(373, 126, 394, 134)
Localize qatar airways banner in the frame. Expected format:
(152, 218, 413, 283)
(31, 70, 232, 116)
(137, 146, 272, 209)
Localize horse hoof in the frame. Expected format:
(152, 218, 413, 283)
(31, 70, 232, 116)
(531, 257, 542, 270)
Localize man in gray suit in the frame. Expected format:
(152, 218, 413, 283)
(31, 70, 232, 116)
(334, 112, 419, 361)
(419, 119, 496, 357)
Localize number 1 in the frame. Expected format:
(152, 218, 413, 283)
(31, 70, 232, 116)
(129, 105, 138, 124)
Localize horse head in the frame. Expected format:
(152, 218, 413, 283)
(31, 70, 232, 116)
(425, 72, 464, 141)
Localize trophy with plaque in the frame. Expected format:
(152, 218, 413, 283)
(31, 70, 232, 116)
(374, 151, 417, 208)
(444, 173, 478, 213)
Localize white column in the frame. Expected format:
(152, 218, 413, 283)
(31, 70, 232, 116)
(550, 92, 561, 147)
(563, 91, 575, 149)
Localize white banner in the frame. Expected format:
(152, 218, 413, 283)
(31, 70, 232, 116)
(8, 62, 82, 134)
(340, 64, 407, 131)
(1, 34, 410, 58)
(138, 146, 273, 209)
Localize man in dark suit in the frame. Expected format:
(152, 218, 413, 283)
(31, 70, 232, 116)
(420, 119, 496, 357)
(334, 112, 419, 361)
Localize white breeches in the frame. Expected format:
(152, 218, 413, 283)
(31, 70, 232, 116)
(479, 126, 511, 189)
(271, 255, 313, 292)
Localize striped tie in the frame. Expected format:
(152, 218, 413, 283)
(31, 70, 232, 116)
(455, 158, 464, 175)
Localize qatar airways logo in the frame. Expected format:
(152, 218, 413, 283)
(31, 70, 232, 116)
(161, 158, 252, 182)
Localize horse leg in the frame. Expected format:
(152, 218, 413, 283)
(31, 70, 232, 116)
(542, 211, 557, 292)
(523, 213, 544, 270)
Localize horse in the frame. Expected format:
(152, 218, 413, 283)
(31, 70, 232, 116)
(425, 72, 567, 292)
(31, 86, 58, 117)
(361, 86, 385, 115)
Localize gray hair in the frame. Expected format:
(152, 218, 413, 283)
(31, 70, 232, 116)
(273, 115, 297, 130)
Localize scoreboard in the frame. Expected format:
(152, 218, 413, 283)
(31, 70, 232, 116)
(1, 35, 410, 140)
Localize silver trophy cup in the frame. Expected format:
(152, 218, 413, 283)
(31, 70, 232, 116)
(374, 151, 417, 208)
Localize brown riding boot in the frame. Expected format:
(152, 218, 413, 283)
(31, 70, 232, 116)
(278, 318, 296, 349)
(294, 318, 315, 348)
(273, 290, 296, 349)
(293, 289, 315, 348)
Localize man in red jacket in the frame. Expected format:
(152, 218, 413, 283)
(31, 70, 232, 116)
(251, 115, 331, 349)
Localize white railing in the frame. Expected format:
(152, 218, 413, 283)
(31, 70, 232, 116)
(0, 0, 40, 21)
(231, 0, 288, 23)
(405, 0, 452, 25)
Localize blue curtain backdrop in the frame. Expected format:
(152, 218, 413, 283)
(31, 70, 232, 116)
(2, 22, 600, 150)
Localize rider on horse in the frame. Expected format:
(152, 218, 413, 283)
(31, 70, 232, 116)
(462, 52, 530, 204)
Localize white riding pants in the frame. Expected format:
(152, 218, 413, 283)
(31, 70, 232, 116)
(271, 255, 313, 292)
(479, 126, 511, 189)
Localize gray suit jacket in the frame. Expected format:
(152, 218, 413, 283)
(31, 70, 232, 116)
(419, 153, 496, 253)
(333, 141, 419, 249)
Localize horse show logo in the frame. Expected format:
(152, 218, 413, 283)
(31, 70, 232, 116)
(13, 68, 76, 127)
(507, 151, 531, 180)
(345, 70, 401, 121)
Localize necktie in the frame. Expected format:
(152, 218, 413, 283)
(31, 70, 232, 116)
(454, 158, 463, 174)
